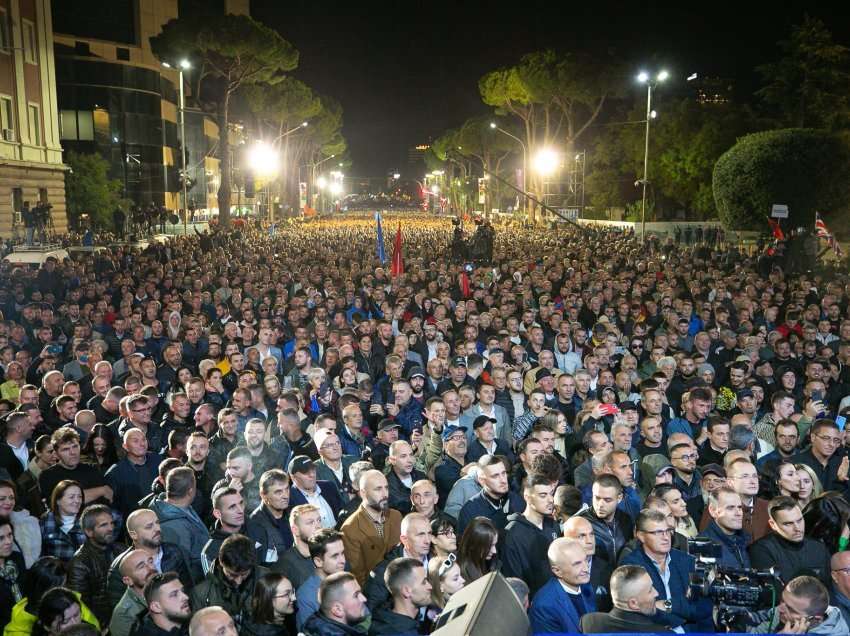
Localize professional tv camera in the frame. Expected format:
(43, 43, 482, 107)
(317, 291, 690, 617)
(687, 538, 782, 631)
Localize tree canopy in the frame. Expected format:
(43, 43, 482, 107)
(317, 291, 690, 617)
(712, 128, 850, 230)
(65, 152, 125, 229)
(150, 13, 299, 225)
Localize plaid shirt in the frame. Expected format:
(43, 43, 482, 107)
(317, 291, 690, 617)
(40, 511, 85, 562)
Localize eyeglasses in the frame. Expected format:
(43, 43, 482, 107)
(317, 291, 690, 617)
(815, 434, 842, 445)
(642, 528, 673, 537)
(833, 567, 850, 575)
(438, 552, 457, 577)
(631, 344, 643, 349)
(436, 527, 455, 537)
(673, 453, 698, 462)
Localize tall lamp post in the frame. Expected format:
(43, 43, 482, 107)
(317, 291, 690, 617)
(489, 122, 527, 219)
(637, 69, 668, 242)
(163, 59, 191, 234)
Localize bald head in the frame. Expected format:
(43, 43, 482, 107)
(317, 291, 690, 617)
(126, 508, 161, 549)
(562, 516, 595, 556)
(832, 551, 850, 597)
(119, 548, 154, 591)
(189, 607, 237, 636)
(359, 469, 387, 491)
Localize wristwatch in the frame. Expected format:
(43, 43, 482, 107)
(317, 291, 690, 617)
(661, 600, 673, 613)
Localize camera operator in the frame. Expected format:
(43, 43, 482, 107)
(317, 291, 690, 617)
(750, 575, 849, 634)
(620, 509, 713, 632)
(699, 486, 751, 569)
(580, 564, 674, 633)
(749, 496, 831, 587)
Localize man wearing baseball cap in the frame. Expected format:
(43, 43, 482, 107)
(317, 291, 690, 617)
(466, 415, 514, 464)
(437, 356, 474, 394)
(433, 424, 468, 507)
(288, 455, 344, 529)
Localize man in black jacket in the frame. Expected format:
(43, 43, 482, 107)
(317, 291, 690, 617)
(457, 454, 525, 536)
(580, 564, 673, 633)
(363, 512, 431, 610)
(369, 557, 432, 636)
(386, 440, 425, 515)
(577, 474, 633, 569)
(501, 473, 559, 596)
(247, 468, 293, 567)
(67, 504, 126, 627)
(202, 487, 259, 574)
(749, 496, 831, 587)
(131, 572, 191, 636)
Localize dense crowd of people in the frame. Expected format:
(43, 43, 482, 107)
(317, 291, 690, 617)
(0, 213, 848, 635)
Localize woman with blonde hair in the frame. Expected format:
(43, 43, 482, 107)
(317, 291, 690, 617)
(426, 552, 466, 611)
(795, 463, 822, 508)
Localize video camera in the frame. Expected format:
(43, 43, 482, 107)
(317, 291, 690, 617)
(687, 538, 781, 630)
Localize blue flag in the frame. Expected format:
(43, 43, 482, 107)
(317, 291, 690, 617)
(376, 212, 386, 264)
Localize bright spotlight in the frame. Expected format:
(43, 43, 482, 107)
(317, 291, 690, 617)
(317, 176, 327, 189)
(248, 141, 279, 177)
(532, 148, 560, 175)
(329, 182, 343, 196)
(637, 71, 649, 83)
(393, 173, 401, 179)
(179, 59, 191, 70)
(489, 122, 497, 129)
(650, 110, 658, 119)
(657, 70, 669, 82)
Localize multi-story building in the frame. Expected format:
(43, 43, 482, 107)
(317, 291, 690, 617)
(51, 0, 248, 221)
(0, 0, 67, 237)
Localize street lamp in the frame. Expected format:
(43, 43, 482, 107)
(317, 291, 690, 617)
(163, 59, 192, 233)
(532, 148, 560, 175)
(489, 122, 528, 218)
(636, 68, 669, 242)
(248, 141, 280, 222)
(272, 121, 308, 146)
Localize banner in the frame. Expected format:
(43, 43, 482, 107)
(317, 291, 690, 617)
(376, 212, 386, 264)
(391, 223, 404, 276)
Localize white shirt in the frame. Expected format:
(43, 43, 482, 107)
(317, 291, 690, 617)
(298, 484, 336, 528)
(8, 439, 28, 471)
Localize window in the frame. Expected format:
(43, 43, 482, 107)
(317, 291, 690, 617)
(59, 110, 94, 141)
(0, 95, 13, 141)
(22, 20, 36, 64)
(27, 104, 41, 146)
(0, 8, 10, 54)
(39, 188, 48, 205)
(11, 188, 22, 225)
(116, 47, 130, 61)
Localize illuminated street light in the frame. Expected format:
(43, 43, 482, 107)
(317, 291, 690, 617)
(317, 176, 327, 189)
(179, 59, 191, 70)
(432, 170, 444, 176)
(393, 173, 401, 179)
(431, 185, 440, 195)
(532, 148, 560, 175)
(329, 182, 343, 195)
(248, 141, 279, 176)
(489, 122, 497, 129)
(636, 68, 669, 242)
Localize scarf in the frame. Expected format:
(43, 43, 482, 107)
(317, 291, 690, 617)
(0, 558, 22, 602)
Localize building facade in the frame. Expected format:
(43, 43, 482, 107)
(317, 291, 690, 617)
(0, 0, 67, 238)
(51, 0, 249, 221)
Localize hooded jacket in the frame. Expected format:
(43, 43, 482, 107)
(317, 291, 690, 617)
(149, 498, 210, 581)
(501, 512, 560, 596)
(189, 560, 269, 630)
(752, 605, 850, 634)
(5, 592, 100, 636)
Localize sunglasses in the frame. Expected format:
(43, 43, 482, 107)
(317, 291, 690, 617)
(438, 552, 457, 577)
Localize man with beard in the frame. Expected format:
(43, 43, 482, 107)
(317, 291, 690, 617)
(406, 367, 429, 401)
(386, 440, 426, 515)
(301, 572, 369, 636)
(502, 474, 560, 596)
(106, 508, 194, 605)
(134, 572, 192, 636)
(278, 504, 323, 589)
(110, 549, 156, 636)
(370, 558, 433, 636)
(457, 454, 526, 536)
(185, 431, 213, 520)
(67, 504, 126, 626)
(341, 469, 402, 586)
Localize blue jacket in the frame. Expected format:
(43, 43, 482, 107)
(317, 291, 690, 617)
(700, 520, 751, 570)
(529, 576, 595, 634)
(149, 498, 210, 582)
(393, 397, 423, 439)
(620, 545, 712, 631)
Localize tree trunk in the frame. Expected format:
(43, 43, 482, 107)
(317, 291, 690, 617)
(217, 91, 232, 227)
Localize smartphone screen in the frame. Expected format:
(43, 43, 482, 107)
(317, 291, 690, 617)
(837, 416, 847, 432)
(812, 390, 824, 403)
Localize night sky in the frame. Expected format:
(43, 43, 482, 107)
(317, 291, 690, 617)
(252, 1, 850, 179)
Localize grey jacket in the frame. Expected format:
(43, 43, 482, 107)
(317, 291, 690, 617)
(149, 498, 209, 581)
(109, 588, 147, 636)
(444, 469, 481, 520)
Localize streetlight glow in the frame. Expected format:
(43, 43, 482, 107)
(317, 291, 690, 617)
(393, 173, 400, 179)
(317, 176, 327, 189)
(301, 121, 308, 127)
(657, 70, 669, 82)
(329, 182, 343, 195)
(430, 185, 440, 195)
(248, 141, 279, 177)
(179, 59, 191, 70)
(489, 122, 497, 129)
(532, 148, 560, 175)
(637, 71, 649, 83)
